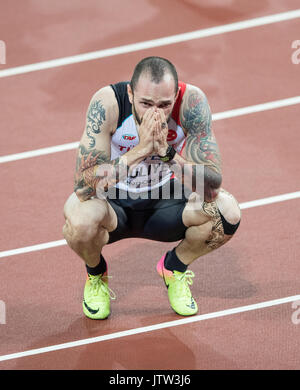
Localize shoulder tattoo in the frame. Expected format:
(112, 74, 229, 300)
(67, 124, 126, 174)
(86, 100, 106, 149)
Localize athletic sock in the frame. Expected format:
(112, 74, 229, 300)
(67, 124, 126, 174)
(86, 254, 107, 276)
(164, 248, 188, 273)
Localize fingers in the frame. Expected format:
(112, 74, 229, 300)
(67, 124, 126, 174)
(155, 119, 162, 140)
(138, 109, 156, 154)
(141, 107, 166, 126)
(156, 109, 167, 133)
(141, 108, 156, 129)
(140, 108, 168, 139)
(141, 107, 156, 123)
(158, 108, 167, 124)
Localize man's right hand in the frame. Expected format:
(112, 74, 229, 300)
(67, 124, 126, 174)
(135, 107, 158, 156)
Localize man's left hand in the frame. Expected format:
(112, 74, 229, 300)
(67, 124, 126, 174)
(154, 109, 169, 156)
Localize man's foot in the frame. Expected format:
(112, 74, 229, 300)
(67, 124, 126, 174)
(83, 272, 116, 319)
(156, 254, 198, 316)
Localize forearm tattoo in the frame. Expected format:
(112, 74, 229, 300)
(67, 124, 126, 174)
(181, 90, 222, 193)
(74, 100, 127, 198)
(74, 145, 108, 195)
(74, 145, 128, 197)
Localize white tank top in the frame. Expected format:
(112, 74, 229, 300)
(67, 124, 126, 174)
(110, 81, 187, 193)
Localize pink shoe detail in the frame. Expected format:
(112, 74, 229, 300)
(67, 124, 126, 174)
(156, 254, 174, 284)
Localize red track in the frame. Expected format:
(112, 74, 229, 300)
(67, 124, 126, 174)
(0, 0, 299, 370)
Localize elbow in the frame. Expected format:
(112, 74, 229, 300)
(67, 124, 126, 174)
(204, 166, 222, 202)
(204, 165, 222, 189)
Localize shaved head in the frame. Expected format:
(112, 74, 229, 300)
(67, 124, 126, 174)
(130, 56, 178, 94)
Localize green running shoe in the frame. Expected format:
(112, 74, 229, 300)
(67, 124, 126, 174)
(83, 272, 116, 320)
(157, 254, 198, 316)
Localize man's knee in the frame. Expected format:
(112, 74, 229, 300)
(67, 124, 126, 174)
(63, 194, 111, 244)
(63, 216, 100, 244)
(186, 197, 241, 251)
(185, 221, 213, 247)
(216, 189, 241, 229)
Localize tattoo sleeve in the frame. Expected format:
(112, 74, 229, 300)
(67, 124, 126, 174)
(74, 97, 128, 201)
(74, 145, 128, 201)
(179, 89, 222, 200)
(86, 100, 106, 149)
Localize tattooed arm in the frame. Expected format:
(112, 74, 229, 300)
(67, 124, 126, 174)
(74, 86, 115, 201)
(173, 85, 222, 202)
(74, 86, 154, 202)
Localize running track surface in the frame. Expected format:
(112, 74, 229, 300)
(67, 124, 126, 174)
(0, 0, 299, 370)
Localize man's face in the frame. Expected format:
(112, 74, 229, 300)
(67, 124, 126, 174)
(128, 72, 179, 125)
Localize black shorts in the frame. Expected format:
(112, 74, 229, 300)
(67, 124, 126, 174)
(106, 180, 189, 243)
(106, 180, 240, 244)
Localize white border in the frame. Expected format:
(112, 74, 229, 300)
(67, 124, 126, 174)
(0, 295, 299, 362)
(0, 8, 299, 365)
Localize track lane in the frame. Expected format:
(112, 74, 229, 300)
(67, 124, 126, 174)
(1, 302, 299, 370)
(0, 226, 299, 369)
(0, 18, 300, 156)
(0, 0, 299, 371)
(0, 195, 299, 367)
(0, 104, 299, 252)
(1, 0, 299, 68)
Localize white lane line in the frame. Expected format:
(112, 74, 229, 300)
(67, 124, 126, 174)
(1, 95, 299, 164)
(0, 294, 299, 363)
(239, 191, 300, 209)
(0, 240, 66, 259)
(212, 96, 300, 121)
(0, 9, 300, 78)
(0, 191, 299, 259)
(0, 142, 79, 164)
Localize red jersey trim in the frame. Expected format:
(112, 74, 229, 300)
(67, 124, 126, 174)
(179, 138, 187, 156)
